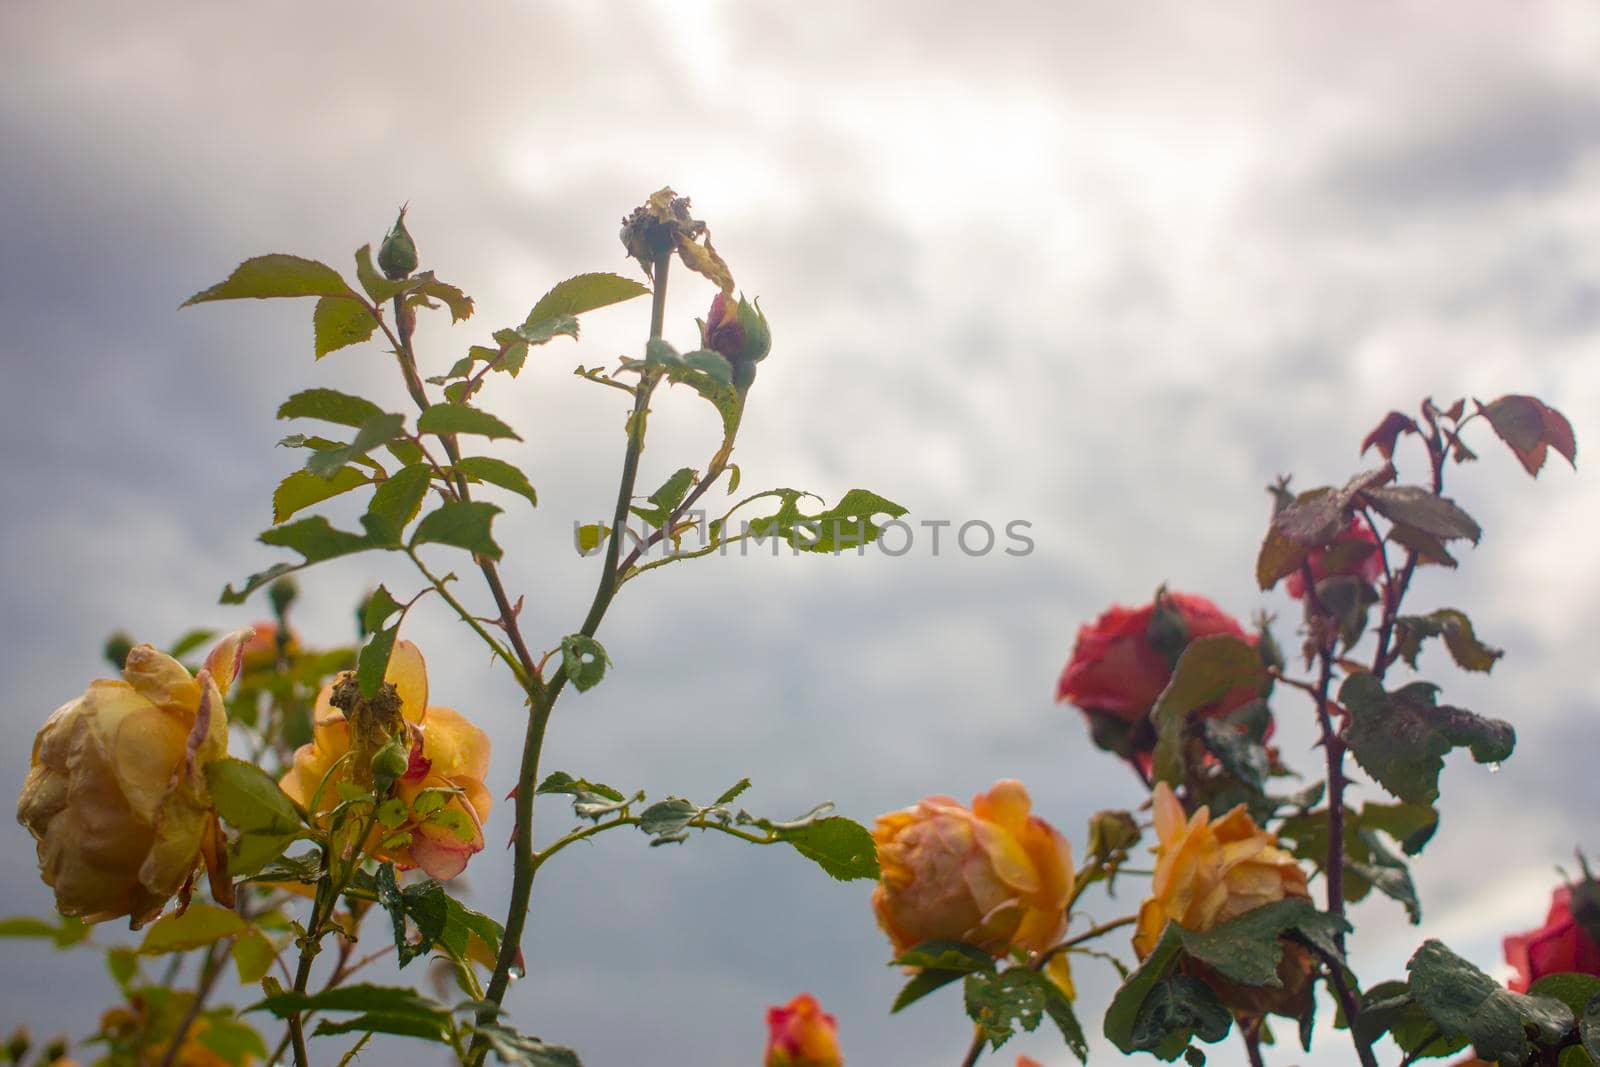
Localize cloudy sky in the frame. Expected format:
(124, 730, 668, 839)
(3, 3, 1598, 1064)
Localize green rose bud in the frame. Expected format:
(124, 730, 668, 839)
(378, 206, 418, 280)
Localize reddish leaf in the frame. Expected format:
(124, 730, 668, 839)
(1477, 395, 1578, 477)
(1362, 412, 1420, 460)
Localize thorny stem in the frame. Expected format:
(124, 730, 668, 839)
(1306, 939, 1380, 1067)
(468, 254, 673, 1065)
(1370, 420, 1448, 680)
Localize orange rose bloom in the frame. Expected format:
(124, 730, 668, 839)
(279, 641, 490, 880)
(1135, 783, 1313, 1016)
(17, 631, 250, 927)
(764, 994, 842, 1067)
(873, 780, 1074, 996)
(1134, 782, 1310, 958)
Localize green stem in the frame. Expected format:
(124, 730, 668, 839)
(405, 548, 527, 687)
(467, 253, 673, 1065)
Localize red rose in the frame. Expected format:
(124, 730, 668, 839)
(1503, 884, 1600, 992)
(1056, 592, 1262, 772)
(1284, 515, 1383, 600)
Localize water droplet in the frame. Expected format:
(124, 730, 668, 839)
(1487, 761, 1501, 774)
(507, 966, 523, 981)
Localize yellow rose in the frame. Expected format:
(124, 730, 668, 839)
(279, 641, 490, 880)
(1134, 782, 1313, 1015)
(16, 631, 249, 928)
(872, 780, 1074, 996)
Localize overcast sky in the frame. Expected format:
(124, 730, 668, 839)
(3, 3, 1598, 1065)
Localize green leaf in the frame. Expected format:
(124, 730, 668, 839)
(1343, 673, 1515, 804)
(139, 903, 249, 955)
(272, 467, 369, 524)
(1365, 485, 1482, 544)
(631, 467, 697, 528)
(1528, 974, 1600, 1020)
(714, 778, 752, 806)
(559, 634, 610, 693)
(0, 917, 68, 941)
(412, 501, 503, 559)
(1583, 991, 1600, 1061)
(260, 515, 379, 564)
(466, 1022, 584, 1066)
(514, 316, 580, 347)
(250, 982, 451, 1019)
(230, 829, 302, 879)
(1106, 923, 1185, 1054)
(536, 772, 626, 803)
(436, 894, 505, 967)
(357, 625, 398, 700)
(965, 968, 1047, 1050)
(1130, 976, 1231, 1055)
(892, 968, 970, 1013)
(1408, 939, 1574, 1064)
(106, 946, 140, 989)
(776, 816, 880, 881)
(355, 244, 418, 303)
(206, 758, 303, 835)
(1359, 802, 1439, 856)
(456, 456, 538, 510)
(184, 255, 358, 305)
(306, 413, 407, 480)
(311, 1012, 452, 1041)
(523, 272, 650, 330)
(194, 1015, 269, 1064)
(1393, 609, 1503, 673)
(739, 488, 910, 555)
(1354, 980, 1470, 1058)
(1150, 635, 1265, 786)
(1200, 716, 1270, 794)
(364, 585, 403, 634)
(365, 464, 433, 543)
(893, 941, 997, 972)
(1042, 979, 1090, 1063)
(278, 388, 387, 428)
(639, 798, 697, 839)
(1179, 900, 1346, 988)
(408, 277, 475, 323)
(416, 403, 521, 442)
(314, 296, 379, 358)
(232, 929, 277, 983)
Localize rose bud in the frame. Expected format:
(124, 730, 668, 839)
(701, 291, 771, 390)
(1134, 782, 1313, 1017)
(16, 631, 252, 927)
(1284, 515, 1383, 600)
(1056, 591, 1262, 775)
(239, 620, 300, 674)
(378, 205, 418, 280)
(279, 641, 491, 880)
(873, 780, 1075, 997)
(764, 993, 842, 1067)
(1503, 883, 1600, 992)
